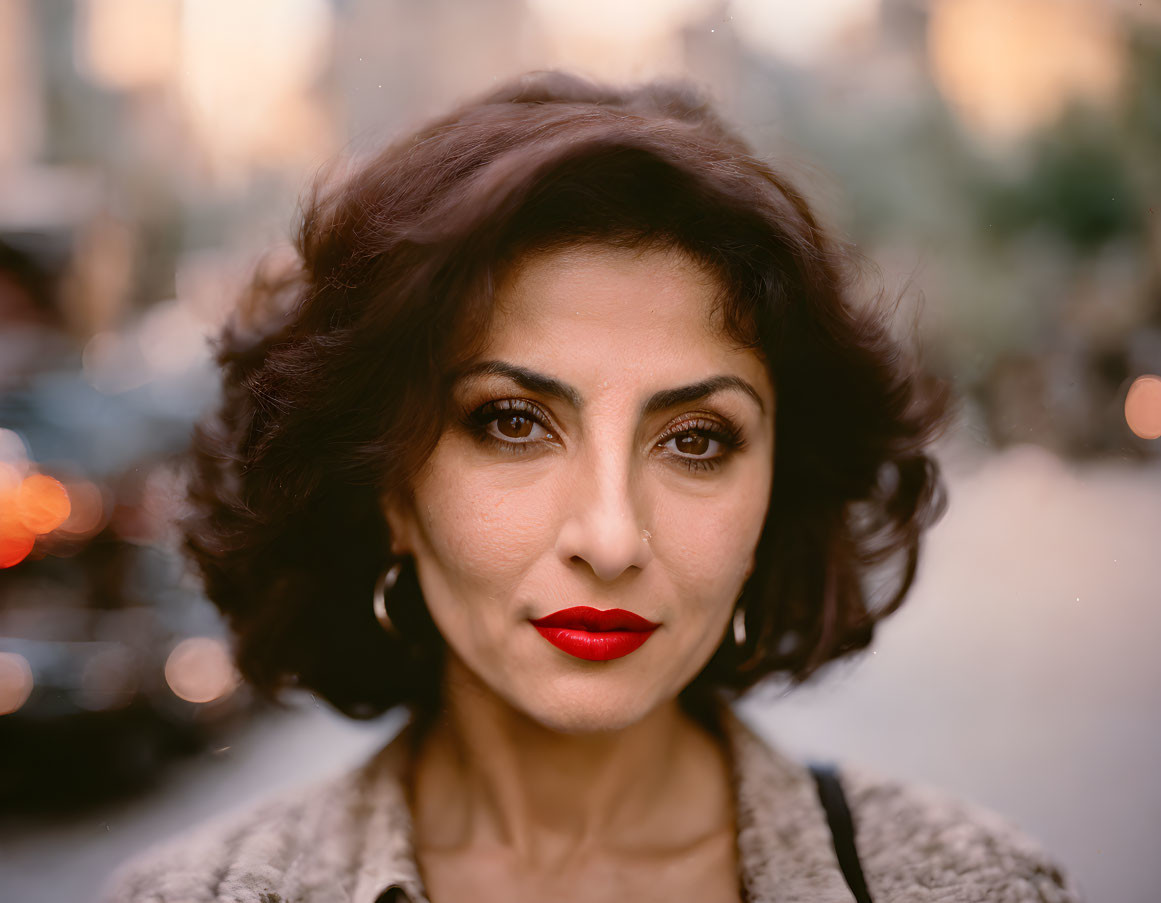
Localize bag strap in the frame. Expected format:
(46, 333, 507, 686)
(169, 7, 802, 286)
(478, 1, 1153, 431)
(808, 762, 874, 903)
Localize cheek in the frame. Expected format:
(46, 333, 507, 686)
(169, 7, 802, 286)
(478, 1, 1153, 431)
(411, 452, 551, 589)
(655, 475, 770, 595)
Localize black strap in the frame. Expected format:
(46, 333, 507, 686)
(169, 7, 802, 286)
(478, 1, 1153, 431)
(808, 762, 874, 903)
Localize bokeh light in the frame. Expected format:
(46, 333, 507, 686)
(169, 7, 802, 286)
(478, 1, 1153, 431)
(176, 0, 334, 178)
(0, 459, 21, 492)
(56, 480, 107, 537)
(138, 298, 212, 375)
(527, 0, 716, 77)
(0, 461, 34, 568)
(729, 0, 880, 66)
(0, 428, 30, 471)
(0, 521, 35, 568)
(164, 637, 239, 704)
(0, 651, 35, 715)
(74, 0, 180, 91)
(928, 0, 1124, 142)
(16, 473, 71, 535)
(1125, 375, 1161, 440)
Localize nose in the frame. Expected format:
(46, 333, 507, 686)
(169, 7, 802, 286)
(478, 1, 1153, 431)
(554, 443, 654, 584)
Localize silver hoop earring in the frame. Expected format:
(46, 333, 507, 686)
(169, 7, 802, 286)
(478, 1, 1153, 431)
(732, 601, 747, 648)
(373, 562, 403, 635)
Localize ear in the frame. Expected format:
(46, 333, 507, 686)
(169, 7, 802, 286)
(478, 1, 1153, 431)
(380, 488, 417, 557)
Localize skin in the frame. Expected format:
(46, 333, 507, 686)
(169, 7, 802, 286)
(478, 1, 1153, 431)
(381, 243, 776, 902)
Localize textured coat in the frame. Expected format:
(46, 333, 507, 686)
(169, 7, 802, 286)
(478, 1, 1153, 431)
(100, 705, 1084, 902)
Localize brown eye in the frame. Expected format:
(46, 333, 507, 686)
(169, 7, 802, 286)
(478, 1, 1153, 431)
(464, 398, 556, 455)
(496, 414, 534, 439)
(656, 417, 746, 473)
(674, 431, 710, 456)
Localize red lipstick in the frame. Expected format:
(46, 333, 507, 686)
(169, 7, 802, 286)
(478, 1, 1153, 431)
(529, 606, 660, 662)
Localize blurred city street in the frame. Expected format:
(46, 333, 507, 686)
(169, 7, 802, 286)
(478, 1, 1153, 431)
(1, 435, 1158, 903)
(2, 2, 1160, 903)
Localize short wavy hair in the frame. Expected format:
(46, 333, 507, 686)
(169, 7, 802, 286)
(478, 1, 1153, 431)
(182, 70, 952, 721)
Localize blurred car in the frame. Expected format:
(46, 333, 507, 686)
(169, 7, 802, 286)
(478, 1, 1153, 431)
(0, 525, 253, 812)
(0, 229, 254, 813)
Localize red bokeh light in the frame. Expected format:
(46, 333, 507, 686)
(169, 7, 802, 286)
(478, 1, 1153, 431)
(1, 470, 78, 567)
(0, 517, 36, 568)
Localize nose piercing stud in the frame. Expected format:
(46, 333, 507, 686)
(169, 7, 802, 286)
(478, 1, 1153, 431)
(640, 529, 652, 543)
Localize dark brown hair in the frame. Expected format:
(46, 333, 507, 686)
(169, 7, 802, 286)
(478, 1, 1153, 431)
(182, 70, 952, 721)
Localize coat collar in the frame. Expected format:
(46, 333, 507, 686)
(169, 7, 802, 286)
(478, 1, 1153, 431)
(345, 702, 854, 903)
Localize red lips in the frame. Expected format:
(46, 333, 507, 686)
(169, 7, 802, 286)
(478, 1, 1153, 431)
(530, 606, 659, 631)
(529, 606, 660, 661)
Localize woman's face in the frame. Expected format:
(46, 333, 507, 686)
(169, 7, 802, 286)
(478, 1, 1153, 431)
(383, 243, 775, 733)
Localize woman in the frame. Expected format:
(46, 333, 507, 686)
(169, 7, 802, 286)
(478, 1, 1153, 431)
(102, 71, 1082, 903)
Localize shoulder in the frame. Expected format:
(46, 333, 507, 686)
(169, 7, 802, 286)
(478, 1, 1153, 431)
(837, 763, 1085, 903)
(98, 752, 399, 903)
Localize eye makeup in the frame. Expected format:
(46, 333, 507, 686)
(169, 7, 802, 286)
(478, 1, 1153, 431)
(458, 396, 748, 473)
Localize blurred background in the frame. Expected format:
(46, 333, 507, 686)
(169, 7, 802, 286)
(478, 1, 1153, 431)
(0, 1, 1158, 900)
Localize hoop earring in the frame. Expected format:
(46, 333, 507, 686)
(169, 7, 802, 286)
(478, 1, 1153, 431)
(732, 600, 747, 648)
(373, 562, 403, 636)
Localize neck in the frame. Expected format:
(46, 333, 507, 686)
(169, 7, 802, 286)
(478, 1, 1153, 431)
(406, 654, 734, 868)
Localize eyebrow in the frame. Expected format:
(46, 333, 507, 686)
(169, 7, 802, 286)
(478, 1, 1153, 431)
(455, 360, 766, 417)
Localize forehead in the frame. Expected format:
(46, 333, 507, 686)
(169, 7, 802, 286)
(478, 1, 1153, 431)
(473, 243, 774, 415)
(489, 243, 730, 350)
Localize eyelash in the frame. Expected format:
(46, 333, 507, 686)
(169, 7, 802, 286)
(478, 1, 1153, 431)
(461, 398, 748, 473)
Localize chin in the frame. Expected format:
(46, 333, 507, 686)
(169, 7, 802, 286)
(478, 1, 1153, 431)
(512, 679, 666, 735)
